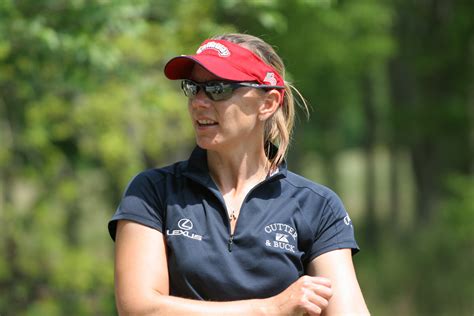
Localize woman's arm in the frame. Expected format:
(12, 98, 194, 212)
(307, 249, 370, 315)
(115, 220, 332, 316)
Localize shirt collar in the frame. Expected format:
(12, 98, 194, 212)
(183, 144, 287, 187)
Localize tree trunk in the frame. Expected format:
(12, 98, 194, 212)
(362, 71, 377, 245)
(388, 144, 400, 231)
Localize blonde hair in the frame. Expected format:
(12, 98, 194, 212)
(211, 33, 309, 170)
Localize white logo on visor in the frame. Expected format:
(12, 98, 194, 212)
(263, 72, 277, 85)
(196, 41, 231, 57)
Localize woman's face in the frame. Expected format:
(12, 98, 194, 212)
(187, 64, 266, 152)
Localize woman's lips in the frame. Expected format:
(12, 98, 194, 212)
(196, 119, 218, 128)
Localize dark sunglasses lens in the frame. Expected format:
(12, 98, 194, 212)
(205, 83, 234, 101)
(181, 80, 199, 97)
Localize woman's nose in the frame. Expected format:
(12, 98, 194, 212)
(190, 89, 211, 108)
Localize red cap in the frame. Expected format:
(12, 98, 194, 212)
(164, 39, 285, 88)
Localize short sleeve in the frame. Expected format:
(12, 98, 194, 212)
(307, 193, 359, 261)
(108, 171, 164, 241)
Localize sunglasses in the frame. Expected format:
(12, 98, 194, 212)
(181, 79, 284, 101)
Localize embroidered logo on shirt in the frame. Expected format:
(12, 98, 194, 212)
(264, 223, 297, 253)
(275, 233, 289, 243)
(178, 218, 193, 230)
(167, 218, 203, 241)
(343, 214, 353, 227)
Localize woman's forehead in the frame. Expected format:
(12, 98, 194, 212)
(190, 64, 220, 82)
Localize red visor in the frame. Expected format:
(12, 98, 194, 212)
(164, 39, 285, 90)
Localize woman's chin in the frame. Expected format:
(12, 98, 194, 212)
(195, 138, 220, 150)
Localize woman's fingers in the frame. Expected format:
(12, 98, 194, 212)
(299, 275, 332, 298)
(307, 279, 333, 300)
(302, 286, 331, 316)
(269, 275, 333, 316)
(297, 276, 333, 315)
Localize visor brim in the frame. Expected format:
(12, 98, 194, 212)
(164, 55, 256, 82)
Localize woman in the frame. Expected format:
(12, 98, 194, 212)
(109, 33, 369, 315)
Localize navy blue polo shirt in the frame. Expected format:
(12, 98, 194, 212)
(108, 146, 359, 301)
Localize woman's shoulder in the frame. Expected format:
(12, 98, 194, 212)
(283, 171, 342, 203)
(127, 160, 189, 187)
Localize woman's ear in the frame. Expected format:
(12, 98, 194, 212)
(258, 90, 281, 121)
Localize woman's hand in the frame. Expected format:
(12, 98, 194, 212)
(267, 275, 333, 316)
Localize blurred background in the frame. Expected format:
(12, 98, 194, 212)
(0, 0, 472, 315)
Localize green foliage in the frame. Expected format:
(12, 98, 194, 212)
(358, 174, 474, 315)
(0, 0, 230, 314)
(0, 0, 472, 314)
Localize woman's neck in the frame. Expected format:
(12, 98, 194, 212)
(207, 142, 269, 196)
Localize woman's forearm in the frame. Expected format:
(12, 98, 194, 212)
(117, 275, 333, 316)
(117, 292, 273, 316)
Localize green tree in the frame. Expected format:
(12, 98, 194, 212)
(1, 0, 472, 314)
(0, 1, 232, 314)
(389, 0, 473, 225)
